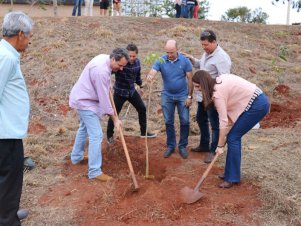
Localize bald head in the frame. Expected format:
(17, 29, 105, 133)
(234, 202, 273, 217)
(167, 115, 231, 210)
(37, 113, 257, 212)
(165, 40, 178, 61)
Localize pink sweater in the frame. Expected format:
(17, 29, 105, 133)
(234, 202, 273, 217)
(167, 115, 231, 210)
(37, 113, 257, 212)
(213, 74, 256, 128)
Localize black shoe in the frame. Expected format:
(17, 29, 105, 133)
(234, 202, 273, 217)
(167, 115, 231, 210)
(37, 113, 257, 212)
(179, 148, 188, 159)
(163, 149, 174, 158)
(141, 132, 157, 138)
(190, 145, 210, 152)
(17, 209, 29, 220)
(107, 136, 113, 145)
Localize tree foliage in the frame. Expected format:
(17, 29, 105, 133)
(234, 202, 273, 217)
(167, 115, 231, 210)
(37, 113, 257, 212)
(198, 0, 209, 19)
(221, 7, 269, 24)
(272, 0, 301, 12)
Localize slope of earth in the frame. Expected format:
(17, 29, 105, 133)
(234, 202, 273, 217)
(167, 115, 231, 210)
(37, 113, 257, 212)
(0, 9, 300, 226)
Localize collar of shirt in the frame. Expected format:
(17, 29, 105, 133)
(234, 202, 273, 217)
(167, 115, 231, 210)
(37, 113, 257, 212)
(164, 55, 179, 63)
(1, 39, 20, 61)
(205, 45, 220, 59)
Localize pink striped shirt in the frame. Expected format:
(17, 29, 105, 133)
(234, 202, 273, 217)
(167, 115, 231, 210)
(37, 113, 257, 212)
(69, 54, 114, 117)
(213, 74, 256, 128)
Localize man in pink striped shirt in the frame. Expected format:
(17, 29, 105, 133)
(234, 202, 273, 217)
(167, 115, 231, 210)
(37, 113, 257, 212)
(69, 48, 129, 182)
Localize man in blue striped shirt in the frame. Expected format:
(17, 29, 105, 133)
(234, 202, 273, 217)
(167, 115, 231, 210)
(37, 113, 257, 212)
(0, 12, 33, 225)
(107, 44, 156, 143)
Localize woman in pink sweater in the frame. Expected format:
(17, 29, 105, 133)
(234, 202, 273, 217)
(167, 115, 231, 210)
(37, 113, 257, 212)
(192, 70, 270, 188)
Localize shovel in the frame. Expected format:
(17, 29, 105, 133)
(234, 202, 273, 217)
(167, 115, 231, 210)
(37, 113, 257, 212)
(181, 152, 220, 204)
(109, 90, 139, 191)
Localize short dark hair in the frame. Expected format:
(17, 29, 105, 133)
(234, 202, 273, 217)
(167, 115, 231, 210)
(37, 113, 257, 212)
(126, 43, 138, 54)
(200, 30, 216, 43)
(110, 48, 130, 62)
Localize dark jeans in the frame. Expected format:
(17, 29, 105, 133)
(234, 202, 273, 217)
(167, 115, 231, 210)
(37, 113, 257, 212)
(181, 5, 188, 18)
(161, 94, 190, 150)
(0, 139, 24, 226)
(225, 93, 269, 183)
(107, 90, 147, 138)
(196, 101, 219, 153)
(72, 0, 82, 16)
(175, 4, 181, 18)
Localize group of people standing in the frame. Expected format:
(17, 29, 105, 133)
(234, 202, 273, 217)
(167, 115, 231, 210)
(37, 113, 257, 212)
(72, 0, 121, 17)
(70, 29, 270, 191)
(175, 0, 200, 19)
(0, 11, 270, 225)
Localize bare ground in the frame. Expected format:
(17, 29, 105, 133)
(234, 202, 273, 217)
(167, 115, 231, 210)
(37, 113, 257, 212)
(1, 5, 301, 226)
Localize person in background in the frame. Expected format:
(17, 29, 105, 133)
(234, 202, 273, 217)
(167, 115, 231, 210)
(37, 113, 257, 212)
(0, 11, 33, 225)
(175, 0, 182, 18)
(192, 70, 270, 188)
(72, 0, 82, 16)
(193, 0, 199, 19)
(69, 48, 129, 182)
(84, 0, 94, 16)
(180, 0, 188, 18)
(100, 0, 109, 16)
(182, 29, 231, 164)
(113, 0, 122, 16)
(107, 43, 156, 143)
(147, 40, 193, 159)
(187, 0, 195, 19)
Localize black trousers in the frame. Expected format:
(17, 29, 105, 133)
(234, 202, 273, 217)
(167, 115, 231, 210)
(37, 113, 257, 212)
(0, 139, 24, 226)
(107, 90, 147, 138)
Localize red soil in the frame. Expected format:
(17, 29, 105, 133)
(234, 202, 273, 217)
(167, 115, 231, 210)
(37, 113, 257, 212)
(39, 136, 261, 225)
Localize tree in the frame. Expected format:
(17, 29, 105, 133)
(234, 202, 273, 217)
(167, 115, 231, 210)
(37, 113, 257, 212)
(198, 0, 209, 19)
(221, 7, 251, 23)
(249, 8, 269, 24)
(272, 0, 301, 12)
(221, 7, 269, 24)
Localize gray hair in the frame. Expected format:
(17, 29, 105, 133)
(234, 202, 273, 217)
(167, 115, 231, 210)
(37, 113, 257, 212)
(110, 48, 130, 62)
(2, 11, 34, 37)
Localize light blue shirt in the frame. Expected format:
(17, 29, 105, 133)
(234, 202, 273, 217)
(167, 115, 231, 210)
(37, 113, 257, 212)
(0, 39, 30, 139)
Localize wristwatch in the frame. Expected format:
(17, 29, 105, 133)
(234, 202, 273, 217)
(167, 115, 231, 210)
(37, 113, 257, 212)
(187, 95, 192, 99)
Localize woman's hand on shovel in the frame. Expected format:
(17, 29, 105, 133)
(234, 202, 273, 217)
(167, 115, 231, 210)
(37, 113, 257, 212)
(216, 146, 224, 155)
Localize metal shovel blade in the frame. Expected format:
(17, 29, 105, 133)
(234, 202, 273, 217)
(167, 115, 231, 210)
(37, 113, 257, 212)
(180, 186, 204, 204)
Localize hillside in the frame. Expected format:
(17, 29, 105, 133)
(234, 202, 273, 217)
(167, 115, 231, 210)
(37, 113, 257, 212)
(1, 14, 301, 225)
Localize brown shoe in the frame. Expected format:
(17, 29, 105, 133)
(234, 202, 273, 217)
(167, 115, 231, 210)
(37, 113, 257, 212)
(204, 153, 215, 163)
(219, 181, 234, 188)
(94, 173, 113, 182)
(79, 155, 88, 164)
(191, 145, 210, 152)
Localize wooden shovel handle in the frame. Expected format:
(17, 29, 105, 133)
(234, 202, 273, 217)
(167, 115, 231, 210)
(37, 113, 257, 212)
(194, 153, 220, 191)
(109, 90, 139, 190)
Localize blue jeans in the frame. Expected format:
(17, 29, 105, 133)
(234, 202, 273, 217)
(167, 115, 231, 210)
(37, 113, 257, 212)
(187, 5, 194, 18)
(71, 110, 103, 179)
(224, 93, 270, 183)
(196, 102, 219, 153)
(181, 5, 188, 18)
(72, 0, 82, 16)
(161, 94, 190, 150)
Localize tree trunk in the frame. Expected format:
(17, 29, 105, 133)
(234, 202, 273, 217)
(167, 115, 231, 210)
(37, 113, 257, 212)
(53, 0, 58, 16)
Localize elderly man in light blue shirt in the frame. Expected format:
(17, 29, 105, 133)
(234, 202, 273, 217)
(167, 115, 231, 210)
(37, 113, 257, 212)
(0, 11, 33, 225)
(69, 48, 128, 182)
(183, 29, 231, 164)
